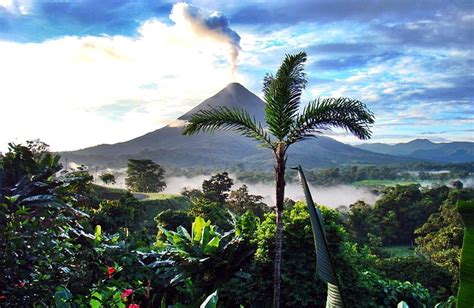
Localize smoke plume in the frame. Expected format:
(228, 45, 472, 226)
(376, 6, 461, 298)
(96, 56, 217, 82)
(170, 2, 241, 76)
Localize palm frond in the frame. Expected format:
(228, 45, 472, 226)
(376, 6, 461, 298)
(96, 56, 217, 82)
(263, 52, 308, 140)
(182, 106, 274, 149)
(286, 97, 375, 145)
(294, 165, 346, 308)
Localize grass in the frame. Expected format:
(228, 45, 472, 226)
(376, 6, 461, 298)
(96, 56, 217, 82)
(93, 185, 192, 231)
(135, 194, 192, 232)
(383, 245, 414, 258)
(92, 184, 128, 200)
(136, 192, 182, 200)
(353, 180, 418, 188)
(139, 194, 192, 211)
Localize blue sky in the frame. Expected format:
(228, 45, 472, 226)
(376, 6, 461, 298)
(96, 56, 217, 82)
(0, 0, 473, 151)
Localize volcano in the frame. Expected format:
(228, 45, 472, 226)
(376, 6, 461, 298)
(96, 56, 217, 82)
(62, 83, 410, 169)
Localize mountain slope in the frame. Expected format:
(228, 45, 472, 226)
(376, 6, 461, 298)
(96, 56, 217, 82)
(62, 83, 412, 169)
(356, 139, 474, 162)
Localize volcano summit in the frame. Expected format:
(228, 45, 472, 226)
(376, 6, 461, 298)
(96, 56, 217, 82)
(62, 83, 408, 169)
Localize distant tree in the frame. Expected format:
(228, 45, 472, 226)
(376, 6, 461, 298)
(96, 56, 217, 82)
(226, 184, 268, 217)
(99, 172, 116, 185)
(181, 187, 204, 200)
(347, 201, 379, 245)
(452, 180, 463, 189)
(202, 172, 234, 203)
(183, 51, 374, 306)
(125, 159, 166, 192)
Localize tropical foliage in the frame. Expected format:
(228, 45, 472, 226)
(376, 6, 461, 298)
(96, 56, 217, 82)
(0, 141, 469, 306)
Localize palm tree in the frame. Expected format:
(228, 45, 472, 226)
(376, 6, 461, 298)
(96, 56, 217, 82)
(182, 51, 375, 307)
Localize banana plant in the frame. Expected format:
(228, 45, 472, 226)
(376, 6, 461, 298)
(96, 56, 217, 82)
(293, 165, 346, 308)
(456, 200, 474, 308)
(147, 216, 255, 306)
(157, 217, 222, 257)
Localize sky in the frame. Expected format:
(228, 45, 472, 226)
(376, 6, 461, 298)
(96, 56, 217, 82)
(0, 0, 473, 152)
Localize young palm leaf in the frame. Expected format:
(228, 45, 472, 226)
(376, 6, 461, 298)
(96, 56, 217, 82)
(183, 51, 374, 308)
(294, 165, 345, 308)
(263, 51, 307, 140)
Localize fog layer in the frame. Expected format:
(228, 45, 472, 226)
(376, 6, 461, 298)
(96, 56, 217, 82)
(164, 175, 378, 208)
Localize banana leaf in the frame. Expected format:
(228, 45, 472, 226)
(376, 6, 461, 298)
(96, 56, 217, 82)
(456, 200, 474, 308)
(294, 165, 345, 308)
(200, 290, 218, 308)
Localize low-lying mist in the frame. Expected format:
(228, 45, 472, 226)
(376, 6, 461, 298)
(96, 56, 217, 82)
(95, 171, 378, 208)
(164, 175, 378, 208)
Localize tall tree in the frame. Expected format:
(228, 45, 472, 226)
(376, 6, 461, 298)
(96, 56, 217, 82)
(125, 159, 166, 192)
(183, 51, 374, 307)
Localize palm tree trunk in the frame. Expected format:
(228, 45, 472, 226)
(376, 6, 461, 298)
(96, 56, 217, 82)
(273, 142, 286, 308)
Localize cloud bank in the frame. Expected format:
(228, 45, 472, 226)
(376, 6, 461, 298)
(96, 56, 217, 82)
(0, 0, 472, 150)
(0, 2, 244, 151)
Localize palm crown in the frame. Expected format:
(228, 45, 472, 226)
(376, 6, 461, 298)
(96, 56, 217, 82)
(182, 51, 374, 153)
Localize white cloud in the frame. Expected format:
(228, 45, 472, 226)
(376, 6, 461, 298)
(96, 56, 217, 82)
(0, 12, 249, 152)
(0, 0, 30, 14)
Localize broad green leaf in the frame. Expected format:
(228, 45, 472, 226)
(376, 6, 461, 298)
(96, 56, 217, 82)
(177, 225, 192, 241)
(94, 225, 102, 242)
(54, 286, 73, 308)
(148, 260, 174, 268)
(397, 301, 409, 308)
(90, 291, 102, 308)
(203, 236, 220, 254)
(172, 233, 184, 245)
(200, 290, 218, 308)
(170, 272, 186, 285)
(192, 217, 206, 242)
(201, 224, 212, 247)
(6, 195, 19, 204)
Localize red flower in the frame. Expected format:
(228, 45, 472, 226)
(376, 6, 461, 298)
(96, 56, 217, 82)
(120, 289, 133, 298)
(128, 304, 139, 308)
(106, 266, 116, 278)
(17, 282, 26, 288)
(0, 295, 6, 300)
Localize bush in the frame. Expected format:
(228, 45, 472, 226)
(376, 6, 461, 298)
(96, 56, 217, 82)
(377, 257, 455, 303)
(92, 195, 137, 233)
(0, 143, 95, 305)
(189, 198, 233, 230)
(155, 209, 194, 231)
(361, 271, 432, 307)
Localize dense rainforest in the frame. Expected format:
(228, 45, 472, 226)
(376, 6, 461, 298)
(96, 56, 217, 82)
(1, 142, 471, 307)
